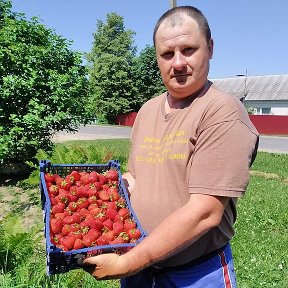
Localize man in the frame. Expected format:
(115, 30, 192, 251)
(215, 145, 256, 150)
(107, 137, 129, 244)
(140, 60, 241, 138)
(83, 6, 259, 287)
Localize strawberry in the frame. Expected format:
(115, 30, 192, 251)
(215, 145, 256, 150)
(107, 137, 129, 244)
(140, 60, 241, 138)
(80, 172, 91, 185)
(88, 195, 98, 204)
(70, 170, 81, 181)
(124, 218, 136, 232)
(106, 201, 118, 210)
(108, 187, 120, 201)
(106, 208, 118, 221)
(105, 169, 118, 181)
(102, 230, 115, 242)
(98, 174, 108, 185)
(113, 221, 124, 236)
(83, 232, 100, 247)
(96, 235, 109, 246)
(84, 214, 104, 231)
(67, 201, 78, 212)
(48, 185, 59, 196)
(50, 218, 63, 234)
(51, 202, 65, 214)
(98, 189, 110, 201)
(73, 238, 85, 250)
(118, 207, 130, 219)
(45, 173, 55, 183)
(103, 218, 113, 231)
(76, 186, 89, 198)
(127, 228, 141, 241)
(89, 207, 101, 217)
(89, 171, 99, 183)
(60, 235, 76, 250)
(79, 208, 90, 218)
(61, 224, 71, 236)
(77, 197, 89, 209)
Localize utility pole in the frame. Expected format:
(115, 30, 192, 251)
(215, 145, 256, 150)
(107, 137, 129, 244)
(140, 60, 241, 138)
(169, 0, 177, 8)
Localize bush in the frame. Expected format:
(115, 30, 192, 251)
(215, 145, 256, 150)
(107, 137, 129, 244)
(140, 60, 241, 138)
(0, 0, 91, 169)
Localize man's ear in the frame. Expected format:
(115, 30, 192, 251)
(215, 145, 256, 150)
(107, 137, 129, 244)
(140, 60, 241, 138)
(208, 39, 214, 59)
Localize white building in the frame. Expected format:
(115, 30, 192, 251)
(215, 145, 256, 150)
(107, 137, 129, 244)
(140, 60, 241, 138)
(211, 74, 288, 115)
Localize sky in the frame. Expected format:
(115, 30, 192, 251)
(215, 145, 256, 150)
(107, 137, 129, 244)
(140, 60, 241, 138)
(11, 0, 288, 79)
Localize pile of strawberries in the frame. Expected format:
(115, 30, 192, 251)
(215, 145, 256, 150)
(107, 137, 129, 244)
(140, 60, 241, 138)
(44, 168, 142, 251)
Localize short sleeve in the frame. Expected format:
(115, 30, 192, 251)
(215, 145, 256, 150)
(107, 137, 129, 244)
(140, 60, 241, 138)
(189, 119, 258, 197)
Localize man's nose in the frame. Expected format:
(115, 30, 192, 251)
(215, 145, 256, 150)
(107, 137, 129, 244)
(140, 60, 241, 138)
(172, 52, 186, 70)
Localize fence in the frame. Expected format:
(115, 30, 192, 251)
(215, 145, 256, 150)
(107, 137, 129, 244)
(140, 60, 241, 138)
(115, 113, 288, 135)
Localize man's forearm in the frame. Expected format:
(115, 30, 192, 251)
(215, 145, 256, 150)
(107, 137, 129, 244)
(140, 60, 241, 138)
(118, 194, 227, 275)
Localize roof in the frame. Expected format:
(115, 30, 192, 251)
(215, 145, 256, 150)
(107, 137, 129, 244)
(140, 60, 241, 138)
(211, 74, 288, 101)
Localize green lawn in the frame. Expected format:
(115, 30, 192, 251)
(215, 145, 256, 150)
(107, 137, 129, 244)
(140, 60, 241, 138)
(0, 139, 287, 287)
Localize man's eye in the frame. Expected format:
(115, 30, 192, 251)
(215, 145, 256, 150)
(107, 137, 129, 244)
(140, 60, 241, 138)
(161, 51, 174, 59)
(182, 47, 195, 55)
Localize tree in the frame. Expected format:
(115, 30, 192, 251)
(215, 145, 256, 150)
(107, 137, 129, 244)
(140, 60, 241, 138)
(132, 45, 165, 110)
(86, 12, 137, 123)
(0, 0, 90, 169)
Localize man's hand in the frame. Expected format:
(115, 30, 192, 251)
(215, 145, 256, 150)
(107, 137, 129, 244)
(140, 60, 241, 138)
(81, 253, 129, 280)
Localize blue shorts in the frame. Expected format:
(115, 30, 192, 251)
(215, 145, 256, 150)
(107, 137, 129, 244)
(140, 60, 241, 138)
(120, 242, 237, 288)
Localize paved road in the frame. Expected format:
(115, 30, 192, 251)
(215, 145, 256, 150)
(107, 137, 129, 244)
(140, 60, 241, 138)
(54, 124, 288, 154)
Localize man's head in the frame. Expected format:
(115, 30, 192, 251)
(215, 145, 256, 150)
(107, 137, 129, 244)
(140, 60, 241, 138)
(153, 6, 213, 99)
(153, 6, 211, 47)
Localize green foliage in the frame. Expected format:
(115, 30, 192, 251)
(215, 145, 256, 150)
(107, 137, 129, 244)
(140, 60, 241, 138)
(0, 1, 91, 167)
(132, 45, 165, 110)
(86, 12, 138, 123)
(0, 214, 41, 273)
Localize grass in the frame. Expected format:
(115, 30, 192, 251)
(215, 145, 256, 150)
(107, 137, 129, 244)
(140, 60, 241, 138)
(0, 139, 287, 287)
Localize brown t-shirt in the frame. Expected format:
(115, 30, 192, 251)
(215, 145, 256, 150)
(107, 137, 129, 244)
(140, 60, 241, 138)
(128, 82, 259, 267)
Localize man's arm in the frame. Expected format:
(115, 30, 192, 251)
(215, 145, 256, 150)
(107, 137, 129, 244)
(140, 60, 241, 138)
(82, 193, 229, 279)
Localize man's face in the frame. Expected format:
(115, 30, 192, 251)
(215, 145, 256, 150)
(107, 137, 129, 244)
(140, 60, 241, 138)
(155, 15, 213, 99)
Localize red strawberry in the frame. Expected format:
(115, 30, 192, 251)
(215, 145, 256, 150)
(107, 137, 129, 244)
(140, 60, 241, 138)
(103, 218, 113, 231)
(70, 170, 81, 181)
(105, 169, 118, 181)
(67, 201, 78, 212)
(45, 173, 55, 183)
(89, 171, 99, 183)
(60, 235, 76, 250)
(113, 222, 124, 236)
(79, 208, 90, 218)
(51, 202, 65, 214)
(106, 208, 118, 221)
(58, 179, 71, 190)
(80, 173, 91, 185)
(108, 187, 120, 201)
(102, 230, 115, 242)
(73, 238, 85, 250)
(77, 197, 89, 209)
(98, 189, 110, 201)
(128, 228, 141, 241)
(118, 207, 130, 219)
(83, 232, 99, 247)
(61, 224, 71, 236)
(124, 218, 136, 232)
(84, 214, 104, 231)
(96, 235, 109, 246)
(76, 186, 89, 198)
(48, 185, 59, 196)
(98, 174, 108, 185)
(50, 218, 63, 234)
(89, 207, 101, 217)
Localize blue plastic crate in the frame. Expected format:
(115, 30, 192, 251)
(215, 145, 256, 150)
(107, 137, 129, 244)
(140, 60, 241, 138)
(39, 159, 146, 275)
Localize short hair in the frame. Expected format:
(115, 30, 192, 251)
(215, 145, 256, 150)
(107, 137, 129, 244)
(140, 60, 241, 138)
(153, 6, 212, 46)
